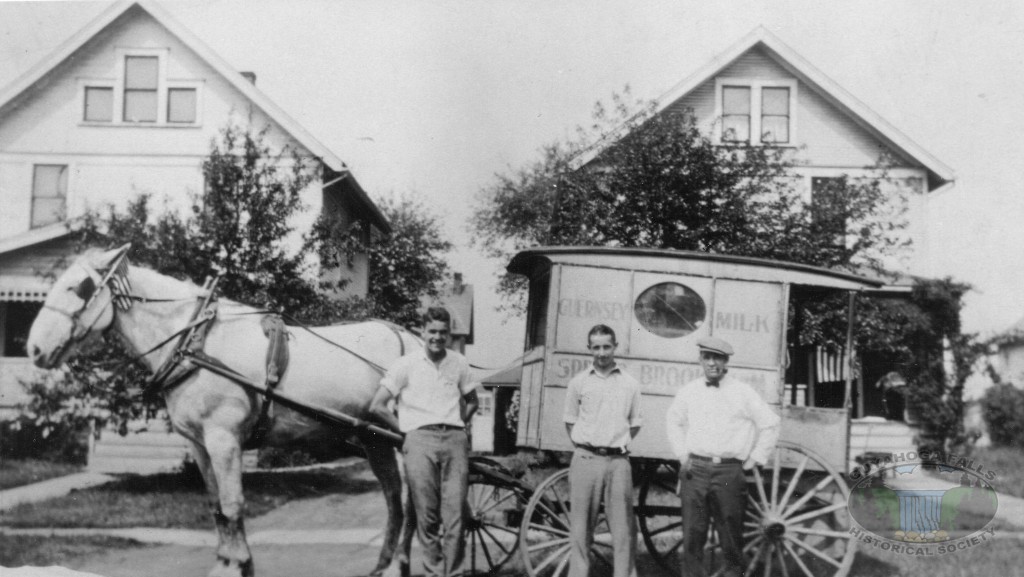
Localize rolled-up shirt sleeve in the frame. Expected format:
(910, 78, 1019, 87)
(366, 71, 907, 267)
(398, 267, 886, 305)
(628, 384, 643, 428)
(457, 358, 478, 395)
(563, 376, 581, 425)
(665, 392, 689, 460)
(747, 395, 781, 466)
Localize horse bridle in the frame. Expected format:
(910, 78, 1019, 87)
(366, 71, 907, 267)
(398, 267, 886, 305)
(42, 260, 123, 359)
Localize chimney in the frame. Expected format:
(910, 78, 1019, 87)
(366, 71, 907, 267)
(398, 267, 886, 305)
(240, 71, 257, 85)
(453, 272, 464, 294)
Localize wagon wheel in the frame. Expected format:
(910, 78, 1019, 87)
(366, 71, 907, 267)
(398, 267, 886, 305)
(464, 465, 529, 575)
(518, 468, 614, 577)
(636, 442, 856, 577)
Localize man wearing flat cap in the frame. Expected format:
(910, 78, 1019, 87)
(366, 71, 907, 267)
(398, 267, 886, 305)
(665, 336, 780, 577)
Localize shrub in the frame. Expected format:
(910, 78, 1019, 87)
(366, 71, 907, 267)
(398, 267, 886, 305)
(980, 383, 1024, 447)
(3, 368, 113, 464)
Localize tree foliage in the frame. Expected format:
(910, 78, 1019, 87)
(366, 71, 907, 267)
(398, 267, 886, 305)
(980, 383, 1024, 448)
(311, 194, 453, 326)
(474, 91, 975, 451)
(472, 92, 912, 312)
(40, 121, 451, 435)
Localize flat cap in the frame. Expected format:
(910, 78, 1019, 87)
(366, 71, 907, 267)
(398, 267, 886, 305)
(697, 336, 734, 356)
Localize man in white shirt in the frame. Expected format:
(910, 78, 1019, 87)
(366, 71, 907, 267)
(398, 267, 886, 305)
(563, 324, 643, 577)
(371, 307, 479, 577)
(665, 336, 780, 577)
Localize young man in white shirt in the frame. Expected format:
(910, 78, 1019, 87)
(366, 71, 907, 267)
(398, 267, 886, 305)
(665, 336, 780, 577)
(563, 324, 643, 577)
(371, 307, 479, 577)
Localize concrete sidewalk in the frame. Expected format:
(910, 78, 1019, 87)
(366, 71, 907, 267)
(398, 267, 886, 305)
(0, 473, 114, 511)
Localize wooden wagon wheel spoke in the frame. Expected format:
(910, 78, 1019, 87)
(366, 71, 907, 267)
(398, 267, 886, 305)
(775, 455, 810, 514)
(744, 537, 769, 575)
(783, 534, 843, 569)
(770, 449, 782, 512)
(466, 478, 524, 575)
(526, 521, 570, 539)
(532, 500, 571, 533)
(753, 467, 772, 513)
(761, 542, 775, 577)
(787, 525, 853, 539)
(526, 536, 571, 553)
(532, 543, 572, 574)
(781, 475, 837, 518)
(781, 539, 817, 577)
(775, 539, 792, 577)
(784, 501, 846, 526)
(648, 519, 684, 537)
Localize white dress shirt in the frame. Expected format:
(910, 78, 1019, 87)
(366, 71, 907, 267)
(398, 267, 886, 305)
(664, 374, 780, 467)
(563, 364, 643, 449)
(381, 349, 477, 433)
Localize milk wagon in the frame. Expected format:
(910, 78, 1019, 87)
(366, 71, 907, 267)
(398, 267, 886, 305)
(489, 246, 884, 577)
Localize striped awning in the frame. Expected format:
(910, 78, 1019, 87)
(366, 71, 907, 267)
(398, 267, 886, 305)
(0, 275, 52, 302)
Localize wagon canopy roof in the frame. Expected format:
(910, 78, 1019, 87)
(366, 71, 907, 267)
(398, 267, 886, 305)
(507, 246, 884, 290)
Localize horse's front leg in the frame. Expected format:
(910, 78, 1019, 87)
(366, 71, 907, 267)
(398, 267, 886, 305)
(204, 425, 253, 577)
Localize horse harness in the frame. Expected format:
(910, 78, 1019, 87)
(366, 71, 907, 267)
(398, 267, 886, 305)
(75, 254, 409, 447)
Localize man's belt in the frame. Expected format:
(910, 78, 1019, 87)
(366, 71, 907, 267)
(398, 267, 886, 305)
(418, 424, 465, 432)
(578, 444, 629, 457)
(690, 453, 742, 465)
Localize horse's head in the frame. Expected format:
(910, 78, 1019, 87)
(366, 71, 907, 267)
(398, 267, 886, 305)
(28, 245, 131, 368)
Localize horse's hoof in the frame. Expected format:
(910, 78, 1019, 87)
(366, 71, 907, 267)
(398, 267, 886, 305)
(208, 557, 254, 577)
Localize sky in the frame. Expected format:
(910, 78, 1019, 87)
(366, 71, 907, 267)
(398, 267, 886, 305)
(1, 0, 1022, 368)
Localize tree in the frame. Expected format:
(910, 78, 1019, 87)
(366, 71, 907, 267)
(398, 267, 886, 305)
(472, 92, 911, 312)
(311, 193, 454, 326)
(49, 122, 448, 437)
(474, 91, 975, 452)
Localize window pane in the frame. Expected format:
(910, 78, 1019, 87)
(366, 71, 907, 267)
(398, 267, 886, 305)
(634, 282, 706, 338)
(84, 87, 113, 121)
(32, 165, 67, 228)
(124, 90, 157, 122)
(722, 86, 751, 114)
(33, 165, 67, 199)
(722, 115, 750, 142)
(125, 56, 158, 89)
(762, 116, 789, 143)
(762, 87, 789, 115)
(167, 88, 196, 123)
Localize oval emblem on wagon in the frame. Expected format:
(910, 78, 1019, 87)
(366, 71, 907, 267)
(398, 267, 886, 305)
(633, 282, 706, 338)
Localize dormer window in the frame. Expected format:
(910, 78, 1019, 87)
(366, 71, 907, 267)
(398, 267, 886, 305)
(716, 78, 797, 145)
(79, 50, 201, 126)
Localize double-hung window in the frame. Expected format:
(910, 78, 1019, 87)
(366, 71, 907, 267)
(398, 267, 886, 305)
(123, 55, 159, 123)
(31, 164, 68, 229)
(716, 79, 797, 145)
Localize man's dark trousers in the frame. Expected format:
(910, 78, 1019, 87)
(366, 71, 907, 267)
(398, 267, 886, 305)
(403, 427, 469, 577)
(679, 459, 747, 577)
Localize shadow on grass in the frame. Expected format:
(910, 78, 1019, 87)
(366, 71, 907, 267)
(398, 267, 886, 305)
(2, 463, 380, 529)
(0, 534, 153, 568)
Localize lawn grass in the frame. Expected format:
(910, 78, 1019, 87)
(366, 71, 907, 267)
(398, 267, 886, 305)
(2, 462, 379, 529)
(0, 458, 82, 491)
(0, 534, 151, 567)
(969, 445, 1024, 498)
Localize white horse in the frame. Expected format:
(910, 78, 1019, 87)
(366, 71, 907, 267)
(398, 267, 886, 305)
(27, 246, 419, 577)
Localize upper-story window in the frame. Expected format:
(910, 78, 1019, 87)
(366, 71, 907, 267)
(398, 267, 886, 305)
(716, 78, 797, 145)
(31, 164, 67, 228)
(123, 56, 159, 122)
(80, 50, 201, 126)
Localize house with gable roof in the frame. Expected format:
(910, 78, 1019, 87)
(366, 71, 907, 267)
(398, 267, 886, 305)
(0, 0, 389, 415)
(570, 27, 957, 460)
